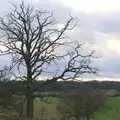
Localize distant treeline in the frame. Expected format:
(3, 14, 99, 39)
(0, 80, 120, 93)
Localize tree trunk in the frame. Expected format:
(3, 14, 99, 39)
(86, 114, 90, 120)
(26, 69, 34, 119)
(26, 91, 34, 119)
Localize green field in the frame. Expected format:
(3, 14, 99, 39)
(93, 97, 120, 120)
(33, 96, 120, 120)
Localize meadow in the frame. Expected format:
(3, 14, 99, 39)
(93, 97, 120, 120)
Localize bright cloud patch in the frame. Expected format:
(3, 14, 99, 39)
(57, 0, 120, 13)
(92, 32, 120, 55)
(106, 39, 120, 54)
(57, 24, 65, 30)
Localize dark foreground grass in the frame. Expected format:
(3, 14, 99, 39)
(33, 96, 120, 120)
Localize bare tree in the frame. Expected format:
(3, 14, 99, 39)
(0, 1, 97, 119)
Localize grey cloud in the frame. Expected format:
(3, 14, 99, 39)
(94, 55, 120, 78)
(96, 12, 120, 34)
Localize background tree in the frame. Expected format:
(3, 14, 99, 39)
(57, 88, 106, 120)
(0, 67, 19, 120)
(0, 1, 97, 119)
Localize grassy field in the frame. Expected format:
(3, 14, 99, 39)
(93, 97, 120, 120)
(33, 96, 120, 120)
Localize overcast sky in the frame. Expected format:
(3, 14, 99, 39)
(0, 0, 120, 81)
